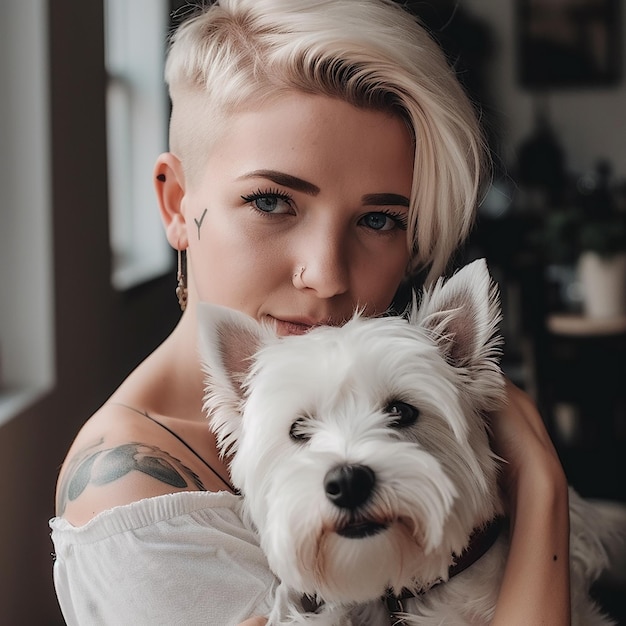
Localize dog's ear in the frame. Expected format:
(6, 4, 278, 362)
(197, 303, 275, 455)
(411, 259, 504, 406)
(197, 302, 271, 397)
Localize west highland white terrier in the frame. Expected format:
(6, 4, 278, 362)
(198, 259, 624, 625)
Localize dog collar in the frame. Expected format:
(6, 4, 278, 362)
(383, 516, 506, 621)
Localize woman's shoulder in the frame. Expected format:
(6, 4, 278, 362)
(55, 402, 232, 527)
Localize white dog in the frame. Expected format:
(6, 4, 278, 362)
(198, 259, 623, 625)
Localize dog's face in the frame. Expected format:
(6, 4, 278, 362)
(199, 259, 506, 603)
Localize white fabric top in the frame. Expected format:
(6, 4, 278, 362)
(49, 491, 279, 626)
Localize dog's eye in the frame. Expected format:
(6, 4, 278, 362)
(385, 401, 419, 428)
(289, 418, 312, 443)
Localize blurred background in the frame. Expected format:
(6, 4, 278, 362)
(0, 0, 624, 623)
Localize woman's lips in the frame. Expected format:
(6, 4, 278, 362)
(272, 318, 315, 336)
(269, 314, 345, 336)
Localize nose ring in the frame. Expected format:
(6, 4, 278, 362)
(293, 266, 306, 288)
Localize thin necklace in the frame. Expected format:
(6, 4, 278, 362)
(112, 402, 238, 494)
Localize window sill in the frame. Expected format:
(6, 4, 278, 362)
(0, 386, 51, 427)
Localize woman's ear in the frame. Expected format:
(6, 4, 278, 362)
(154, 152, 188, 250)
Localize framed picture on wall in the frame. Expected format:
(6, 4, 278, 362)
(518, 0, 621, 88)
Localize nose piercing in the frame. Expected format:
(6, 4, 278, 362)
(293, 266, 306, 288)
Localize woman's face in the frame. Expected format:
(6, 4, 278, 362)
(182, 93, 414, 335)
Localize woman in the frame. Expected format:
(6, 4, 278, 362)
(51, 1, 570, 624)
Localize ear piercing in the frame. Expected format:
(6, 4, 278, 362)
(176, 249, 188, 311)
(156, 173, 166, 182)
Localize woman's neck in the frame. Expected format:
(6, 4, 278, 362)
(111, 310, 207, 423)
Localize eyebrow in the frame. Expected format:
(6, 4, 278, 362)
(361, 193, 410, 207)
(237, 169, 410, 207)
(237, 170, 320, 196)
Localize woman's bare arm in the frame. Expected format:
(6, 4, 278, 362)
(490, 379, 571, 626)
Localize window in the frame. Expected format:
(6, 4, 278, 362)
(105, 0, 172, 290)
(0, 0, 54, 424)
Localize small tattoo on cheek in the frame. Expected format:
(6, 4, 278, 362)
(194, 208, 208, 240)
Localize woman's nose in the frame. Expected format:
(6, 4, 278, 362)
(294, 230, 350, 298)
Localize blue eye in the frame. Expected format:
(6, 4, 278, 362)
(241, 189, 294, 214)
(360, 211, 408, 232)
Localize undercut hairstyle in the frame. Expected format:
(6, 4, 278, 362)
(165, 0, 490, 284)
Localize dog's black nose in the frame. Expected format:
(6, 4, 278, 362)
(324, 464, 375, 510)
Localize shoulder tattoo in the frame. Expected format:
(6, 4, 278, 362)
(56, 439, 206, 515)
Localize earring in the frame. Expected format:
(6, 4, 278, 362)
(176, 249, 188, 311)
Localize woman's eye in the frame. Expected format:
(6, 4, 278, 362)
(241, 189, 294, 214)
(360, 211, 408, 232)
(385, 401, 419, 428)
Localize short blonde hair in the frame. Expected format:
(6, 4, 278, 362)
(165, 0, 489, 284)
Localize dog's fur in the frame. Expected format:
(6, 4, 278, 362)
(198, 259, 623, 625)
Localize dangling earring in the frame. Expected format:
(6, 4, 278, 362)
(176, 249, 188, 311)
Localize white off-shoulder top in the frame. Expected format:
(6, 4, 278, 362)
(49, 491, 278, 626)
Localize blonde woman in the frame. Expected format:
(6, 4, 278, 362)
(51, 2, 570, 624)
